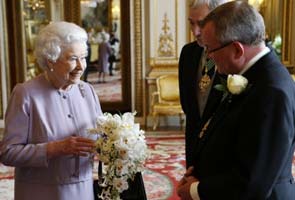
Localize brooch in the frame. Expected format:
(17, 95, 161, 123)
(78, 83, 86, 98)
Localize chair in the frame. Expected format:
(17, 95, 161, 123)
(151, 74, 184, 130)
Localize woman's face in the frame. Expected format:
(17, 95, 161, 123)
(49, 42, 88, 89)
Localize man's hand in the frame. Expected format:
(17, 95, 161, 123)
(177, 166, 198, 200)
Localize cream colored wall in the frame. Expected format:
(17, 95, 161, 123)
(144, 0, 188, 128)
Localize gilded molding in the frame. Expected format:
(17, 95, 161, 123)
(150, 57, 178, 67)
(147, 66, 178, 79)
(134, 0, 143, 116)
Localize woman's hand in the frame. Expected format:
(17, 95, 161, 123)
(47, 135, 96, 159)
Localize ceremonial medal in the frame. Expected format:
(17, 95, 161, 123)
(198, 58, 215, 93)
(199, 74, 211, 92)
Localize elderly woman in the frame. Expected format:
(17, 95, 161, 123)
(0, 21, 102, 200)
(97, 32, 112, 83)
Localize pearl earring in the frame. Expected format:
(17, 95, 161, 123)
(50, 68, 54, 72)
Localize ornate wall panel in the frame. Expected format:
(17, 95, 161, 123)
(145, 0, 187, 126)
(149, 0, 178, 68)
(147, 0, 187, 78)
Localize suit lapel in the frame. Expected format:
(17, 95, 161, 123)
(191, 44, 204, 86)
(194, 50, 275, 157)
(190, 44, 204, 118)
(202, 73, 223, 121)
(193, 94, 231, 159)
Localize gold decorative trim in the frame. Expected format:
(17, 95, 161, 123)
(147, 66, 178, 79)
(134, 0, 143, 116)
(153, 0, 178, 64)
(150, 57, 178, 67)
(157, 13, 175, 57)
(282, 0, 293, 70)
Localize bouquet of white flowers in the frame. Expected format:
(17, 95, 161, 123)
(89, 112, 148, 200)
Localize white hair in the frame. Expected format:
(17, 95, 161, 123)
(34, 21, 88, 69)
(189, 0, 228, 10)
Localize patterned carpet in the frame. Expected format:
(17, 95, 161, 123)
(2, 133, 294, 200)
(0, 134, 186, 200)
(144, 134, 185, 199)
(87, 71, 122, 102)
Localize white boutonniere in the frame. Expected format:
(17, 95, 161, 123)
(215, 74, 249, 100)
(227, 74, 248, 94)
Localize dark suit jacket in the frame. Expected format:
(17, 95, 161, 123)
(179, 41, 222, 167)
(193, 50, 295, 199)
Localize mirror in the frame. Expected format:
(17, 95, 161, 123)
(80, 0, 121, 101)
(23, 0, 48, 80)
(65, 0, 131, 112)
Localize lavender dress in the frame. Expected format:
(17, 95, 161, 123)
(0, 74, 102, 200)
(97, 42, 112, 73)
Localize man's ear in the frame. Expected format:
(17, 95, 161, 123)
(232, 41, 244, 59)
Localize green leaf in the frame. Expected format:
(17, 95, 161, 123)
(214, 84, 227, 92)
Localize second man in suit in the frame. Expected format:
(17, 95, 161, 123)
(178, 0, 227, 168)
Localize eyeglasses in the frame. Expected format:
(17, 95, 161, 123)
(205, 41, 233, 55)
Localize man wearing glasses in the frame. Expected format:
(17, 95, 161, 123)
(177, 1, 295, 199)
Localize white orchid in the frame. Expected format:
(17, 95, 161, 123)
(89, 112, 148, 200)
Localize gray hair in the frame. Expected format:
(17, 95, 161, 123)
(34, 21, 88, 69)
(189, 0, 228, 10)
(200, 1, 265, 45)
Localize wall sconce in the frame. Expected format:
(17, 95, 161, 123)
(112, 5, 120, 20)
(24, 0, 45, 10)
(248, 0, 264, 10)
